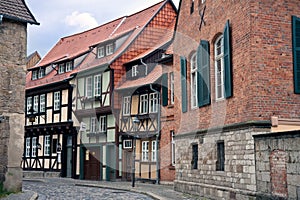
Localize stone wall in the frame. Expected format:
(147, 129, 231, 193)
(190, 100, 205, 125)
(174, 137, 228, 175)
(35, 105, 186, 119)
(0, 18, 27, 192)
(254, 131, 300, 200)
(174, 126, 270, 199)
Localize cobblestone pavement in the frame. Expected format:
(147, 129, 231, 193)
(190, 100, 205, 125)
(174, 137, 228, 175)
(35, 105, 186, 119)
(22, 178, 153, 200)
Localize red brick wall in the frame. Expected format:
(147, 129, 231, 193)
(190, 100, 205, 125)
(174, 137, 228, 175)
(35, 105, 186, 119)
(174, 0, 300, 134)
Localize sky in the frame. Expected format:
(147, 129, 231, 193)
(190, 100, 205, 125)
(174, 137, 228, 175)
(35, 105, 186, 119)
(26, 0, 180, 57)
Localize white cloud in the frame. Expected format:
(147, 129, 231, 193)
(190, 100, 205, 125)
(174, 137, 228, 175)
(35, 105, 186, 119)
(65, 11, 98, 30)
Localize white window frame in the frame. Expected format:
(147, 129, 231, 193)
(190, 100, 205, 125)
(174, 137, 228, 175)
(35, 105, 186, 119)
(151, 141, 157, 162)
(149, 93, 158, 113)
(66, 61, 73, 72)
(171, 131, 175, 166)
(38, 68, 45, 78)
(44, 135, 50, 156)
(191, 53, 197, 108)
(97, 46, 105, 58)
(170, 72, 174, 105)
(32, 137, 37, 157)
(122, 96, 131, 116)
(123, 140, 132, 149)
(32, 70, 38, 80)
(90, 117, 98, 133)
(106, 43, 114, 55)
(132, 65, 138, 77)
(94, 74, 101, 97)
(99, 116, 106, 133)
(33, 95, 39, 113)
(27, 97, 32, 114)
(25, 137, 31, 157)
(54, 91, 60, 111)
(139, 94, 148, 114)
(58, 63, 65, 74)
(40, 94, 46, 112)
(215, 35, 225, 100)
(86, 76, 93, 98)
(142, 141, 149, 161)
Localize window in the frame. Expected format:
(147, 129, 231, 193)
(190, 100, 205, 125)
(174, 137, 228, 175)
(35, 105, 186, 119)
(180, 56, 187, 113)
(90, 117, 98, 133)
(122, 96, 131, 116)
(38, 68, 45, 78)
(32, 71, 37, 80)
(40, 94, 45, 112)
(94, 75, 101, 97)
(86, 76, 93, 98)
(292, 16, 300, 93)
(192, 144, 198, 169)
(139, 94, 148, 114)
(99, 116, 106, 133)
(66, 61, 73, 72)
(151, 141, 157, 161)
(106, 43, 114, 55)
(32, 137, 37, 157)
(58, 63, 65, 74)
(142, 141, 149, 161)
(54, 91, 60, 111)
(25, 137, 31, 157)
(171, 131, 175, 166)
(132, 65, 138, 77)
(27, 97, 32, 114)
(33, 95, 39, 112)
(149, 93, 158, 113)
(215, 35, 224, 100)
(44, 135, 50, 156)
(190, 0, 194, 14)
(216, 141, 225, 171)
(191, 53, 198, 108)
(97, 46, 105, 58)
(123, 140, 132, 149)
(170, 72, 174, 105)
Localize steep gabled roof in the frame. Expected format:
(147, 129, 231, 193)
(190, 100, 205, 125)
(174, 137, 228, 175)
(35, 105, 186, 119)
(0, 0, 39, 25)
(32, 0, 166, 69)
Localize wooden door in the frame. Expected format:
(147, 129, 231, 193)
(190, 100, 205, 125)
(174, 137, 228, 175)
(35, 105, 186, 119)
(84, 147, 101, 180)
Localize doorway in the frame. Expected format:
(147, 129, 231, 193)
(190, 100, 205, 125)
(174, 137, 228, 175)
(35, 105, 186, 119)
(84, 147, 101, 180)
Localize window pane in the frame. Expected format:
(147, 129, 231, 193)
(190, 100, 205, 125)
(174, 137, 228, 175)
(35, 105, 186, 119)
(86, 77, 92, 97)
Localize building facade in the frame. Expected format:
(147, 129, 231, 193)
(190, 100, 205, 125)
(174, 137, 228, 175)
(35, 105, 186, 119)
(0, 0, 38, 192)
(173, 0, 300, 199)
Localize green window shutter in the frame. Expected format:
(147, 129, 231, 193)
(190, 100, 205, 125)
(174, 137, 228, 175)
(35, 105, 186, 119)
(180, 56, 187, 113)
(197, 40, 211, 107)
(293, 16, 300, 94)
(223, 20, 233, 98)
(162, 73, 168, 106)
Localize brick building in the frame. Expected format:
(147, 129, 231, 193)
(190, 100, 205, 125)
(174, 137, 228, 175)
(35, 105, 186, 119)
(0, 0, 38, 192)
(172, 0, 300, 199)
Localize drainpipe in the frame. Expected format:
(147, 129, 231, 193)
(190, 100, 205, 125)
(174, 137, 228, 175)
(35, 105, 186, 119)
(150, 84, 160, 185)
(140, 59, 148, 76)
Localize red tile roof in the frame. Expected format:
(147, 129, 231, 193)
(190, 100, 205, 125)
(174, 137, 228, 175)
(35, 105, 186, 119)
(116, 65, 162, 90)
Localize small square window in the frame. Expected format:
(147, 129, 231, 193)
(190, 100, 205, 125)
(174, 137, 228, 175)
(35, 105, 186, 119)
(32, 71, 38, 80)
(123, 140, 132, 149)
(58, 63, 65, 74)
(66, 62, 73, 72)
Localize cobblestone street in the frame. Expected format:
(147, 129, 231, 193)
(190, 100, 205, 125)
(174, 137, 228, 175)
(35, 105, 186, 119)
(22, 179, 153, 200)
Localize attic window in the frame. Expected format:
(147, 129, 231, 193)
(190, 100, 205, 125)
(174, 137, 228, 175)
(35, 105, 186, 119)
(32, 70, 38, 80)
(132, 65, 138, 77)
(58, 63, 65, 74)
(38, 68, 45, 78)
(106, 43, 114, 55)
(58, 61, 73, 74)
(65, 61, 73, 72)
(97, 46, 105, 58)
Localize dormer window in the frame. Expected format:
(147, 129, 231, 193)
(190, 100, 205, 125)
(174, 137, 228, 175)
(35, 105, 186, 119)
(97, 46, 105, 58)
(38, 68, 45, 78)
(66, 61, 73, 72)
(106, 43, 114, 55)
(132, 65, 138, 77)
(32, 70, 38, 80)
(58, 63, 65, 74)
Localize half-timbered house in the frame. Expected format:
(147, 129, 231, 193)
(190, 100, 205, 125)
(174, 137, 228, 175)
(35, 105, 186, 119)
(72, 0, 177, 181)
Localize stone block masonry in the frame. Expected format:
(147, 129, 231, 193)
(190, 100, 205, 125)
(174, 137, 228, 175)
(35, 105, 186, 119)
(0, 19, 27, 192)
